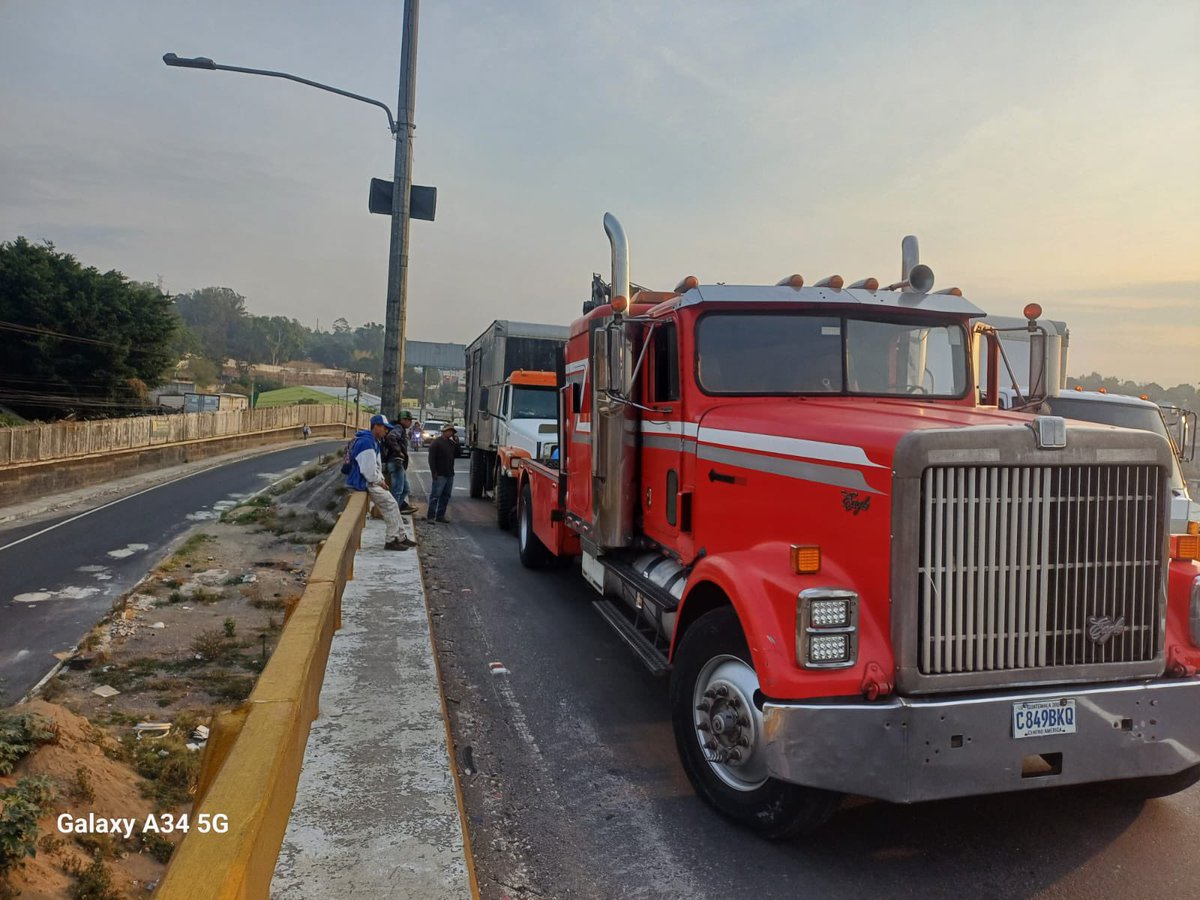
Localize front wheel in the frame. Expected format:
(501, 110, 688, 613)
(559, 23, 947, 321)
(517, 483, 553, 568)
(670, 607, 841, 839)
(496, 473, 517, 530)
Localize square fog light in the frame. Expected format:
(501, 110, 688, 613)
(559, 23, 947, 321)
(808, 633, 850, 664)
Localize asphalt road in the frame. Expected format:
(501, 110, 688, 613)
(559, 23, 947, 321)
(0, 439, 343, 704)
(411, 456, 1200, 900)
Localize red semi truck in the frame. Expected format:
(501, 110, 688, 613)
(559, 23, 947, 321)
(513, 214, 1200, 838)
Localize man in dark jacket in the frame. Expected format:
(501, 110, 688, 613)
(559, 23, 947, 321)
(426, 423, 458, 522)
(347, 414, 414, 550)
(382, 411, 417, 515)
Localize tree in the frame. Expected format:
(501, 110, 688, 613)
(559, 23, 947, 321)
(173, 286, 248, 362)
(0, 238, 178, 419)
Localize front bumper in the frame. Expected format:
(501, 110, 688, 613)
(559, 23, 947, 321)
(761, 678, 1200, 803)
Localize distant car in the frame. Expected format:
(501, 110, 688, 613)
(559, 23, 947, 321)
(420, 419, 445, 444)
(454, 425, 469, 457)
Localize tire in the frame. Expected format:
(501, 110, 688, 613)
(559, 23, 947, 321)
(469, 449, 486, 499)
(517, 483, 553, 569)
(670, 607, 841, 839)
(1112, 763, 1200, 800)
(496, 473, 517, 530)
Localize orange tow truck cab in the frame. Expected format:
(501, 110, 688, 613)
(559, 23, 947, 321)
(514, 214, 1200, 838)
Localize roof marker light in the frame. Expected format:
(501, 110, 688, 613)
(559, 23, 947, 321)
(848, 277, 879, 291)
(775, 274, 805, 289)
(815, 275, 844, 289)
(934, 287, 963, 296)
(674, 275, 699, 293)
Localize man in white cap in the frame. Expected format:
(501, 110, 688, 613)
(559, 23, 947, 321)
(346, 414, 415, 550)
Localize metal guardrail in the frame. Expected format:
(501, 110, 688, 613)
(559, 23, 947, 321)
(155, 492, 368, 899)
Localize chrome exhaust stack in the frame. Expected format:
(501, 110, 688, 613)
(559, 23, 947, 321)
(885, 234, 935, 292)
(591, 213, 638, 550)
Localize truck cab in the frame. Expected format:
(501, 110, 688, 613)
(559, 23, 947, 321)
(514, 215, 1200, 838)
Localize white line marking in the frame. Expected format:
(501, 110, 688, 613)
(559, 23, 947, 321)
(0, 445, 337, 555)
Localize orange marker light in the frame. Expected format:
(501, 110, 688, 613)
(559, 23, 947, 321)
(1170, 534, 1200, 561)
(1074, 385, 1084, 391)
(611, 295, 628, 313)
(790, 545, 821, 574)
(775, 274, 805, 289)
(674, 275, 699, 293)
(1023, 302, 1042, 320)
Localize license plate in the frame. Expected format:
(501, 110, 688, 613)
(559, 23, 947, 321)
(1012, 699, 1076, 739)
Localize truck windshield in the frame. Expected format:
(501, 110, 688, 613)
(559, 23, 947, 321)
(695, 312, 969, 397)
(511, 386, 557, 419)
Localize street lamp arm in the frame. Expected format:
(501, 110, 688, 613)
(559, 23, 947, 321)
(163, 52, 397, 135)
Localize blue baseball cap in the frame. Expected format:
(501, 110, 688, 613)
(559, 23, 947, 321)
(369, 414, 392, 429)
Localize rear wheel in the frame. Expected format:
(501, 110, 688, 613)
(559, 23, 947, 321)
(517, 483, 553, 568)
(496, 472, 517, 530)
(670, 607, 841, 839)
(469, 450, 486, 499)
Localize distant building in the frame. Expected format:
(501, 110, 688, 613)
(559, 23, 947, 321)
(183, 392, 249, 413)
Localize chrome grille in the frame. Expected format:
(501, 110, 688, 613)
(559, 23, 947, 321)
(917, 465, 1164, 675)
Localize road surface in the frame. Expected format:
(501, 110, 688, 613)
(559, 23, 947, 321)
(0, 440, 342, 703)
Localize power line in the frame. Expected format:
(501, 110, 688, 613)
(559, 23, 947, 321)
(0, 319, 123, 347)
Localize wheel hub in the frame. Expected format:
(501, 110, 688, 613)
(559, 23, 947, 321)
(692, 656, 768, 791)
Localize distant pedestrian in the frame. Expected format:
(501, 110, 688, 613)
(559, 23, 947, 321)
(346, 414, 415, 551)
(426, 423, 458, 523)
(383, 410, 418, 515)
(301, 423, 311, 440)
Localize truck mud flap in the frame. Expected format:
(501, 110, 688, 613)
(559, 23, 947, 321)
(592, 598, 671, 677)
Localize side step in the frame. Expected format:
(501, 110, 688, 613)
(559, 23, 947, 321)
(591, 599, 671, 677)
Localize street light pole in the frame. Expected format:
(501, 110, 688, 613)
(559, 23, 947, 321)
(381, 0, 420, 417)
(163, 11, 425, 417)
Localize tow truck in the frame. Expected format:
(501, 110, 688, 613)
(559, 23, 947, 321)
(511, 214, 1200, 837)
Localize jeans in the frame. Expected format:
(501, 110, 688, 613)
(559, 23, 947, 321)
(386, 460, 409, 507)
(427, 474, 454, 520)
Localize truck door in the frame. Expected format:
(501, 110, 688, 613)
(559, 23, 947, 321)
(640, 319, 689, 552)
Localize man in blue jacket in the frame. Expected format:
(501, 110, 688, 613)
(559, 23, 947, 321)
(347, 414, 414, 551)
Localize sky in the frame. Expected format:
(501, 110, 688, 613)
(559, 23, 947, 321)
(1, 1, 1197, 387)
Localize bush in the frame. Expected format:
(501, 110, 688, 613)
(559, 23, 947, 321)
(68, 766, 96, 804)
(141, 831, 174, 864)
(223, 617, 237, 638)
(191, 629, 227, 660)
(0, 713, 59, 775)
(64, 854, 120, 900)
(0, 777, 55, 874)
(129, 739, 199, 809)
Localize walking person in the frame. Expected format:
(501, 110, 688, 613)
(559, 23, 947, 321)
(301, 423, 311, 440)
(347, 414, 415, 550)
(383, 411, 418, 515)
(426, 422, 458, 523)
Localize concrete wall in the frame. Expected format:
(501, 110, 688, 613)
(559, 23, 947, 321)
(0, 404, 358, 467)
(0, 420, 358, 509)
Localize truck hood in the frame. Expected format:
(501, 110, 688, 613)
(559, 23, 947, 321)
(696, 398, 1033, 491)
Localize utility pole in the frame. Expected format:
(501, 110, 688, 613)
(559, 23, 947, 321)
(380, 0, 420, 416)
(354, 372, 363, 426)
